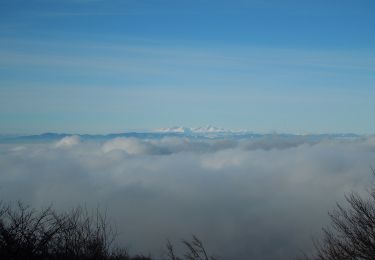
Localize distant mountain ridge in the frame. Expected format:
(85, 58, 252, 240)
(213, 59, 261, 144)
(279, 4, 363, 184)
(0, 126, 363, 143)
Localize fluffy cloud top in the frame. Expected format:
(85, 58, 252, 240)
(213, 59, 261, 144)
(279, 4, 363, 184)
(55, 135, 81, 148)
(1, 136, 375, 259)
(102, 138, 148, 154)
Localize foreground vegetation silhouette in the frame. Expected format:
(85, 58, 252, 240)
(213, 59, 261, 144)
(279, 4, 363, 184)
(3, 172, 375, 260)
(0, 202, 215, 260)
(300, 171, 375, 259)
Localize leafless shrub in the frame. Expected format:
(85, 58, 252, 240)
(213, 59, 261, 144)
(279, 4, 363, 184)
(299, 170, 375, 260)
(165, 240, 182, 260)
(0, 201, 217, 260)
(165, 236, 217, 260)
(0, 201, 150, 260)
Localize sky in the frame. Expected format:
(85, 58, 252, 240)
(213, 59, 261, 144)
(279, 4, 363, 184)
(1, 0, 375, 134)
(2, 2, 375, 258)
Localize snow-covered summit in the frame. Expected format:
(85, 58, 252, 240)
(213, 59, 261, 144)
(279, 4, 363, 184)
(155, 125, 233, 134)
(191, 125, 226, 133)
(155, 126, 192, 133)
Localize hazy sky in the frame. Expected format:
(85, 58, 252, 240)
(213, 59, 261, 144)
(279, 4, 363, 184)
(1, 0, 375, 134)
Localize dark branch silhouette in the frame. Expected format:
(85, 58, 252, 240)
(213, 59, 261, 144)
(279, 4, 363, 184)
(299, 170, 375, 260)
(0, 201, 216, 260)
(0, 201, 149, 260)
(165, 236, 217, 260)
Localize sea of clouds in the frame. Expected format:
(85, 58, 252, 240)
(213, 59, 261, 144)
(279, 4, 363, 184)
(1, 135, 375, 259)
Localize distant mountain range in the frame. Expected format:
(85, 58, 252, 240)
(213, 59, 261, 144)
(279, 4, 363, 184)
(0, 126, 363, 143)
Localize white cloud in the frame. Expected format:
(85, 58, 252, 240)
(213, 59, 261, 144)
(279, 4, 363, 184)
(55, 135, 81, 148)
(0, 136, 375, 259)
(102, 137, 148, 154)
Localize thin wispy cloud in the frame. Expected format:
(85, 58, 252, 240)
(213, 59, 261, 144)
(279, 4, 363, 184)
(1, 39, 375, 82)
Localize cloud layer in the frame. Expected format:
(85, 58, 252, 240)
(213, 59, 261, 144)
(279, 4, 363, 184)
(1, 136, 375, 259)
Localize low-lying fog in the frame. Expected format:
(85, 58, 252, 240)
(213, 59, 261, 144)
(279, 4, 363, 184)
(1, 135, 375, 259)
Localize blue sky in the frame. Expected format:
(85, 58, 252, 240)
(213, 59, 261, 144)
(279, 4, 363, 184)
(0, 0, 375, 134)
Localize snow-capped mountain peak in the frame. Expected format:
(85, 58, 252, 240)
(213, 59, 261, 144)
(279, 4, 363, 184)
(155, 126, 192, 133)
(190, 125, 226, 133)
(155, 125, 227, 134)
